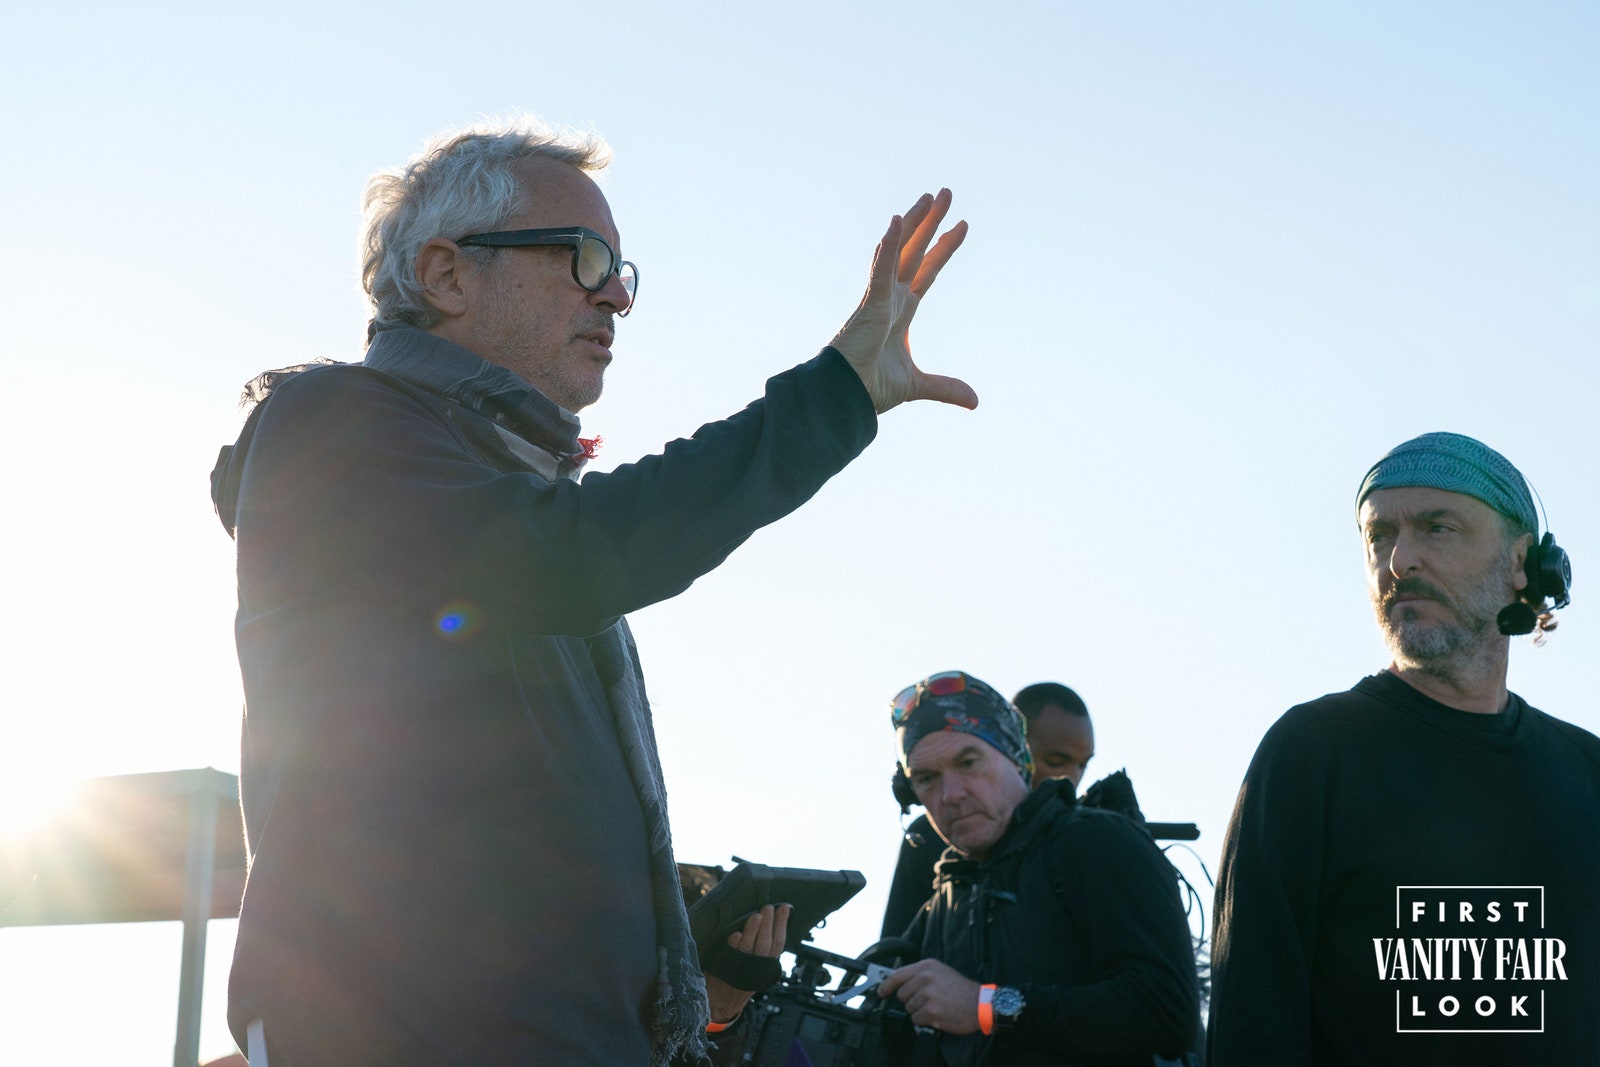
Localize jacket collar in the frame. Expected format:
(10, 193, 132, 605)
(989, 776, 1077, 860)
(364, 325, 585, 460)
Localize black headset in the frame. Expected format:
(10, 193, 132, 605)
(892, 766, 918, 814)
(1498, 531, 1573, 636)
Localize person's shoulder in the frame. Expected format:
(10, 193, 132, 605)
(1027, 804, 1182, 905)
(1230, 678, 1389, 790)
(1042, 798, 1157, 861)
(1523, 702, 1600, 762)
(1260, 676, 1388, 747)
(259, 359, 414, 406)
(251, 360, 446, 434)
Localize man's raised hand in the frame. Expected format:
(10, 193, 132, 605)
(830, 189, 977, 415)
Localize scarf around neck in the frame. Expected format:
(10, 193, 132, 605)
(364, 327, 711, 1063)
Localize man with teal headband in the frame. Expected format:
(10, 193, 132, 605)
(1208, 433, 1600, 1065)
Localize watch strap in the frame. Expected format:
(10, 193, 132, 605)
(977, 983, 997, 1036)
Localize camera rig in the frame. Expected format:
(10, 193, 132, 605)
(682, 860, 914, 1066)
(739, 937, 917, 1067)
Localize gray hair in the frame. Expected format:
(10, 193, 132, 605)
(361, 117, 612, 335)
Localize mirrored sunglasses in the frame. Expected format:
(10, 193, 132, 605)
(890, 671, 972, 725)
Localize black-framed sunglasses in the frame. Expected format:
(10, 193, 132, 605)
(456, 227, 638, 316)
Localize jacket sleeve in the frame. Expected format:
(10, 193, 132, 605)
(1016, 814, 1200, 1059)
(235, 348, 876, 636)
(1206, 711, 1328, 1065)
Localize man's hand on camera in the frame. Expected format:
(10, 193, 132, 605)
(877, 958, 982, 1034)
(830, 189, 977, 415)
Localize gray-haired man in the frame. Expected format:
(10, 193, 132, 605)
(211, 119, 974, 1065)
(1208, 432, 1600, 1065)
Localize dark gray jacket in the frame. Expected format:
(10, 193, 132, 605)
(212, 327, 876, 1064)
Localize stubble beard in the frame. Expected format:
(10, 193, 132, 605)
(476, 264, 610, 413)
(1373, 541, 1515, 679)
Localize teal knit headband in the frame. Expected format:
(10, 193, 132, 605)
(1355, 432, 1536, 535)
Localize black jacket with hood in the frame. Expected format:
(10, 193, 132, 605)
(906, 778, 1199, 1066)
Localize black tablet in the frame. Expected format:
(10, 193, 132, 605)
(686, 861, 866, 952)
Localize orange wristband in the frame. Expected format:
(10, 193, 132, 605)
(977, 984, 997, 1036)
(706, 1013, 738, 1034)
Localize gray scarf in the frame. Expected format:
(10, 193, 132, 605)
(365, 326, 710, 1065)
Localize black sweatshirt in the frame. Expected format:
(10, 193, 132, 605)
(1209, 672, 1600, 1065)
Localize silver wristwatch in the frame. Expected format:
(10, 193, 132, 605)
(991, 985, 1025, 1033)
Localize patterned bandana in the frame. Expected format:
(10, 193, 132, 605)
(894, 672, 1034, 783)
(1355, 431, 1537, 535)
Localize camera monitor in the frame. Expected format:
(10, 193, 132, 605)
(686, 860, 866, 952)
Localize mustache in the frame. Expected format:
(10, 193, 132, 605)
(1383, 577, 1452, 614)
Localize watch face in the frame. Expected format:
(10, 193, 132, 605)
(992, 986, 1025, 1019)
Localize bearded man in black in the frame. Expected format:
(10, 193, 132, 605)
(1208, 432, 1600, 1065)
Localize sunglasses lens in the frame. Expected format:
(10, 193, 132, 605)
(618, 261, 637, 306)
(890, 684, 920, 724)
(891, 673, 969, 723)
(575, 236, 615, 290)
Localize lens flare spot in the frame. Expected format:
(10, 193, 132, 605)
(434, 600, 482, 641)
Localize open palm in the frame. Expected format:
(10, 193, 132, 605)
(831, 189, 977, 414)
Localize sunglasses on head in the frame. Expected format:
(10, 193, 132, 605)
(890, 671, 974, 725)
(455, 226, 638, 316)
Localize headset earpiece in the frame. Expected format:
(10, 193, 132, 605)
(1525, 531, 1572, 610)
(892, 766, 918, 814)
(1501, 530, 1574, 634)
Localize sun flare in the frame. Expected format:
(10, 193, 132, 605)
(0, 765, 77, 838)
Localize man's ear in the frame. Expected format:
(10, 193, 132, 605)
(1510, 531, 1534, 594)
(415, 238, 477, 319)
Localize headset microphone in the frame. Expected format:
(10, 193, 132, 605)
(1496, 601, 1539, 637)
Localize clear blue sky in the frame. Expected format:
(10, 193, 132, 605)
(2, 2, 1596, 1060)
